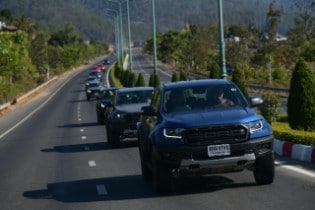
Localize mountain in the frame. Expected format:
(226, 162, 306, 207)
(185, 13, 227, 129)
(0, 0, 296, 43)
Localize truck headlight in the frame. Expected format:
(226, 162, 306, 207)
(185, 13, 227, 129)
(114, 111, 125, 118)
(243, 120, 263, 133)
(163, 128, 184, 139)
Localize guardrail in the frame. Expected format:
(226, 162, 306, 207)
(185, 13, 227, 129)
(187, 72, 290, 97)
(0, 76, 58, 112)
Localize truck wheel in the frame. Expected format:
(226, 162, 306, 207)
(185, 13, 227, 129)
(97, 114, 102, 124)
(106, 126, 111, 144)
(139, 140, 152, 181)
(254, 153, 275, 185)
(109, 130, 120, 148)
(152, 158, 173, 193)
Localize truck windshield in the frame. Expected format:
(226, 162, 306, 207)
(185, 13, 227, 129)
(163, 84, 247, 113)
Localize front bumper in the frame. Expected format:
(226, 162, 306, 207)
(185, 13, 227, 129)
(152, 135, 274, 175)
(109, 116, 140, 139)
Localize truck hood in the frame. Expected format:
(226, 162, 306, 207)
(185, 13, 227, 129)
(115, 103, 148, 113)
(163, 107, 260, 127)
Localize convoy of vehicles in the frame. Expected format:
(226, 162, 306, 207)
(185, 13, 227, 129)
(87, 59, 275, 193)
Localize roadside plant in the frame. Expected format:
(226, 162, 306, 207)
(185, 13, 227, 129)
(287, 59, 315, 131)
(259, 91, 281, 124)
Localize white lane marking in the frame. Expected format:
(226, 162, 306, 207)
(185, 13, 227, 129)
(96, 185, 108, 195)
(275, 161, 315, 178)
(88, 160, 96, 167)
(80, 129, 84, 132)
(81, 136, 87, 140)
(84, 146, 90, 151)
(0, 76, 74, 141)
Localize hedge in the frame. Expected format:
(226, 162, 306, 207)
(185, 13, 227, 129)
(272, 122, 315, 146)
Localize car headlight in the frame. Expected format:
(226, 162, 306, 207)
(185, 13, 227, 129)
(101, 103, 105, 108)
(243, 120, 263, 133)
(114, 111, 125, 118)
(87, 90, 91, 93)
(163, 128, 185, 139)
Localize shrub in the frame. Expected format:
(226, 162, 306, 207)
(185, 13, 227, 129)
(232, 66, 249, 99)
(259, 91, 281, 124)
(171, 72, 179, 82)
(287, 59, 315, 131)
(136, 73, 146, 86)
(179, 70, 188, 81)
(207, 61, 220, 79)
(272, 122, 315, 146)
(149, 73, 160, 87)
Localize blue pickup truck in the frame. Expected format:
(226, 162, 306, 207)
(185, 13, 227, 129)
(137, 79, 274, 192)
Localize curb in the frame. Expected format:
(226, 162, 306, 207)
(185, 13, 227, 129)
(274, 139, 315, 163)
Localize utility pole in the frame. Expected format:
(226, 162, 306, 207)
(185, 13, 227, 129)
(152, 0, 157, 75)
(126, 0, 133, 71)
(218, 0, 227, 79)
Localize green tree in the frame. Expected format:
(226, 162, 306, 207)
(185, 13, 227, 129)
(29, 31, 50, 82)
(232, 66, 249, 99)
(259, 92, 281, 124)
(207, 61, 220, 79)
(136, 73, 146, 86)
(179, 70, 188, 81)
(287, 59, 315, 131)
(171, 72, 179, 82)
(127, 72, 137, 87)
(149, 73, 160, 88)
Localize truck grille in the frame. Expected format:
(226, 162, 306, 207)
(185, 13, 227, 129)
(182, 124, 249, 146)
(124, 113, 141, 129)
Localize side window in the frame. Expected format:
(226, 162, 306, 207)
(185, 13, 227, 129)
(151, 89, 160, 109)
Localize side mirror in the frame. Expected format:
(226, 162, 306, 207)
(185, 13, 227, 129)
(250, 96, 263, 107)
(141, 105, 157, 116)
(106, 101, 114, 107)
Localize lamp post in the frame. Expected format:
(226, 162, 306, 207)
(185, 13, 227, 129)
(217, 0, 227, 79)
(126, 0, 133, 71)
(106, 9, 122, 67)
(152, 0, 158, 75)
(106, 0, 133, 71)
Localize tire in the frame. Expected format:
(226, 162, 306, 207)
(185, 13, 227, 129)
(108, 128, 120, 148)
(152, 157, 173, 193)
(106, 125, 111, 144)
(97, 113, 102, 124)
(254, 153, 275, 185)
(138, 138, 152, 181)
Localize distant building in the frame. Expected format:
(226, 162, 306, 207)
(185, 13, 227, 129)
(0, 21, 17, 32)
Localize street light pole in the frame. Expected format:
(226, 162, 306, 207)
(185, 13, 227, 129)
(106, 9, 122, 67)
(152, 0, 157, 75)
(126, 0, 133, 72)
(218, 0, 227, 79)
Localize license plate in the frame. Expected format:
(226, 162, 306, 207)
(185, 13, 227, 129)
(207, 144, 230, 157)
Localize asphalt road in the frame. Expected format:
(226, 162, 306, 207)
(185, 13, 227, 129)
(0, 53, 314, 210)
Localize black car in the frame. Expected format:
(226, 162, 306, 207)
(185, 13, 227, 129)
(106, 86, 154, 148)
(85, 75, 98, 90)
(96, 87, 118, 124)
(103, 58, 111, 65)
(137, 79, 275, 192)
(89, 71, 102, 80)
(86, 80, 104, 100)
